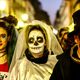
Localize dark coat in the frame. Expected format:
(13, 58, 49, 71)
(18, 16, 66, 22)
(50, 47, 80, 80)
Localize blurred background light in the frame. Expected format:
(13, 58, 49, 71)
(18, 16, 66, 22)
(53, 28, 58, 34)
(0, 0, 7, 11)
(17, 20, 24, 28)
(21, 14, 29, 21)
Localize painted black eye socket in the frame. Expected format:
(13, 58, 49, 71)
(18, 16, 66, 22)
(28, 38, 34, 43)
(37, 37, 43, 43)
(28, 37, 44, 43)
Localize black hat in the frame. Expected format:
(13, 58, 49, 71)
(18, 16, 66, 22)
(68, 10, 80, 38)
(72, 10, 80, 25)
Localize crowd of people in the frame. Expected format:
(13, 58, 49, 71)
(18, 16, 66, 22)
(0, 9, 80, 80)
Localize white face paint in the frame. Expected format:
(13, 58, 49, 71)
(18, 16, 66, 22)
(28, 29, 45, 58)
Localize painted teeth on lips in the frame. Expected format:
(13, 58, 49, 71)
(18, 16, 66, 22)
(31, 47, 41, 49)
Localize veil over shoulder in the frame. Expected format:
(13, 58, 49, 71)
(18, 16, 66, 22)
(9, 20, 63, 72)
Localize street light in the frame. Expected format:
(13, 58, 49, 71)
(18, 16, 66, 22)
(21, 14, 29, 22)
(0, 0, 7, 17)
(17, 20, 24, 28)
(0, 0, 6, 11)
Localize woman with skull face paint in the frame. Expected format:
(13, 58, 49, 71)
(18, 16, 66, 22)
(8, 20, 63, 80)
(0, 15, 18, 80)
(27, 26, 49, 63)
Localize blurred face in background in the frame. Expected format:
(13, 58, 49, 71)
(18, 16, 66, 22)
(0, 27, 9, 51)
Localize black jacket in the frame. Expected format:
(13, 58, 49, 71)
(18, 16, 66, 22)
(50, 47, 80, 80)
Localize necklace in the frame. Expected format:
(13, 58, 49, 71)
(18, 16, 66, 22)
(0, 54, 7, 64)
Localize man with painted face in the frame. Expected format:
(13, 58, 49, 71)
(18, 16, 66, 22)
(8, 20, 63, 80)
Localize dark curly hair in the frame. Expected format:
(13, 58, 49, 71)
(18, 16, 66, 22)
(0, 15, 18, 36)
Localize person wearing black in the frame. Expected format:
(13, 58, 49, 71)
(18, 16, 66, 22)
(50, 10, 80, 80)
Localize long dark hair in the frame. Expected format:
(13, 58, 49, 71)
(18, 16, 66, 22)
(0, 15, 18, 67)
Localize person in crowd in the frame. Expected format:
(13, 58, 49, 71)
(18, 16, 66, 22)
(50, 9, 80, 80)
(57, 27, 70, 51)
(8, 20, 63, 80)
(0, 15, 18, 80)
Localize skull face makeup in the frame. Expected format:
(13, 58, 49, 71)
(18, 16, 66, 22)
(28, 29, 45, 58)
